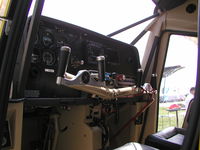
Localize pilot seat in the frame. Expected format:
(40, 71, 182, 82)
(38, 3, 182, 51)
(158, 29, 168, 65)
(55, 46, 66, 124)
(144, 99, 194, 150)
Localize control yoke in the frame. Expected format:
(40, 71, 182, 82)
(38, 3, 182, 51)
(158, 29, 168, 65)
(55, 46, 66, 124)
(56, 46, 105, 87)
(56, 46, 156, 100)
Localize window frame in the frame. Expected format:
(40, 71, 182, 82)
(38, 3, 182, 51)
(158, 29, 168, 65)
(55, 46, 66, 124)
(156, 30, 197, 131)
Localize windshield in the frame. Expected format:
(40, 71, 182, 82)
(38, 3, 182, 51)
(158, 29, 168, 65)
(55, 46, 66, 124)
(41, 0, 155, 42)
(28, 0, 155, 61)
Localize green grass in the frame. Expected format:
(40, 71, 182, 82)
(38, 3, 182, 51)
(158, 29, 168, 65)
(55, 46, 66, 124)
(158, 103, 186, 131)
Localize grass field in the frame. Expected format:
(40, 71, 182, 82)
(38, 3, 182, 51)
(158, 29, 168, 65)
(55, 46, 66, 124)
(158, 102, 186, 131)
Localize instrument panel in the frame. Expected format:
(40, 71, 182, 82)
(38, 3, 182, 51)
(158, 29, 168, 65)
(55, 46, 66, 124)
(24, 16, 141, 98)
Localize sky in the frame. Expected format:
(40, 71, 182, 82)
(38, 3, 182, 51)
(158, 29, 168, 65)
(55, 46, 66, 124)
(161, 35, 198, 95)
(41, 0, 155, 36)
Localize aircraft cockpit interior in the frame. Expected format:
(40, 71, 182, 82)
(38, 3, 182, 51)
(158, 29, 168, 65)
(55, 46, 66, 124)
(0, 0, 199, 150)
(11, 15, 156, 150)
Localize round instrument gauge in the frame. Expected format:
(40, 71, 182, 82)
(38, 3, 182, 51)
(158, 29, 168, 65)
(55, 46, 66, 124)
(42, 31, 54, 48)
(42, 51, 56, 66)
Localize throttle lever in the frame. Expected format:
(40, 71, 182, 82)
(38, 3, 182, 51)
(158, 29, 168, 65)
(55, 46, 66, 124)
(97, 56, 105, 81)
(57, 46, 71, 85)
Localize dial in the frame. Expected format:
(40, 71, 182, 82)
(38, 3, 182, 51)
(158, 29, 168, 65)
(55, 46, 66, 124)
(42, 31, 54, 48)
(42, 51, 55, 66)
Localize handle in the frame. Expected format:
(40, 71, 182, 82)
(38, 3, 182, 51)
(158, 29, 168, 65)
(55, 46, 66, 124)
(136, 68, 143, 87)
(151, 74, 157, 90)
(97, 56, 105, 81)
(57, 46, 71, 77)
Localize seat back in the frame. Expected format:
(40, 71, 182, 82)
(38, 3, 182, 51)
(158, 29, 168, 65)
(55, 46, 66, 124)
(182, 99, 194, 128)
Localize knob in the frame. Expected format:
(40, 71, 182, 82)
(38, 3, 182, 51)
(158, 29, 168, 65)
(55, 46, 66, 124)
(57, 46, 71, 77)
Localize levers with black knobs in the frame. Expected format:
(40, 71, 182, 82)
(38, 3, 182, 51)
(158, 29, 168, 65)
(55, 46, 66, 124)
(56, 46, 156, 100)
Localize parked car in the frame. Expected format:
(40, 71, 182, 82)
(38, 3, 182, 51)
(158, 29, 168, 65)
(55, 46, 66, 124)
(160, 92, 185, 103)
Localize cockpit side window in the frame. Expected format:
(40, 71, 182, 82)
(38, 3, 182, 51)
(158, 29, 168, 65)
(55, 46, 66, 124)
(0, 0, 12, 69)
(0, 0, 11, 37)
(158, 34, 197, 131)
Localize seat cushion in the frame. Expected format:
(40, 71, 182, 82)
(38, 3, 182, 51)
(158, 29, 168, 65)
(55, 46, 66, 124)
(145, 127, 186, 150)
(114, 142, 159, 150)
(167, 133, 184, 145)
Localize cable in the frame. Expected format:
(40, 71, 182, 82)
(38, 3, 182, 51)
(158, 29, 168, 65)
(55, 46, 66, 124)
(111, 97, 155, 140)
